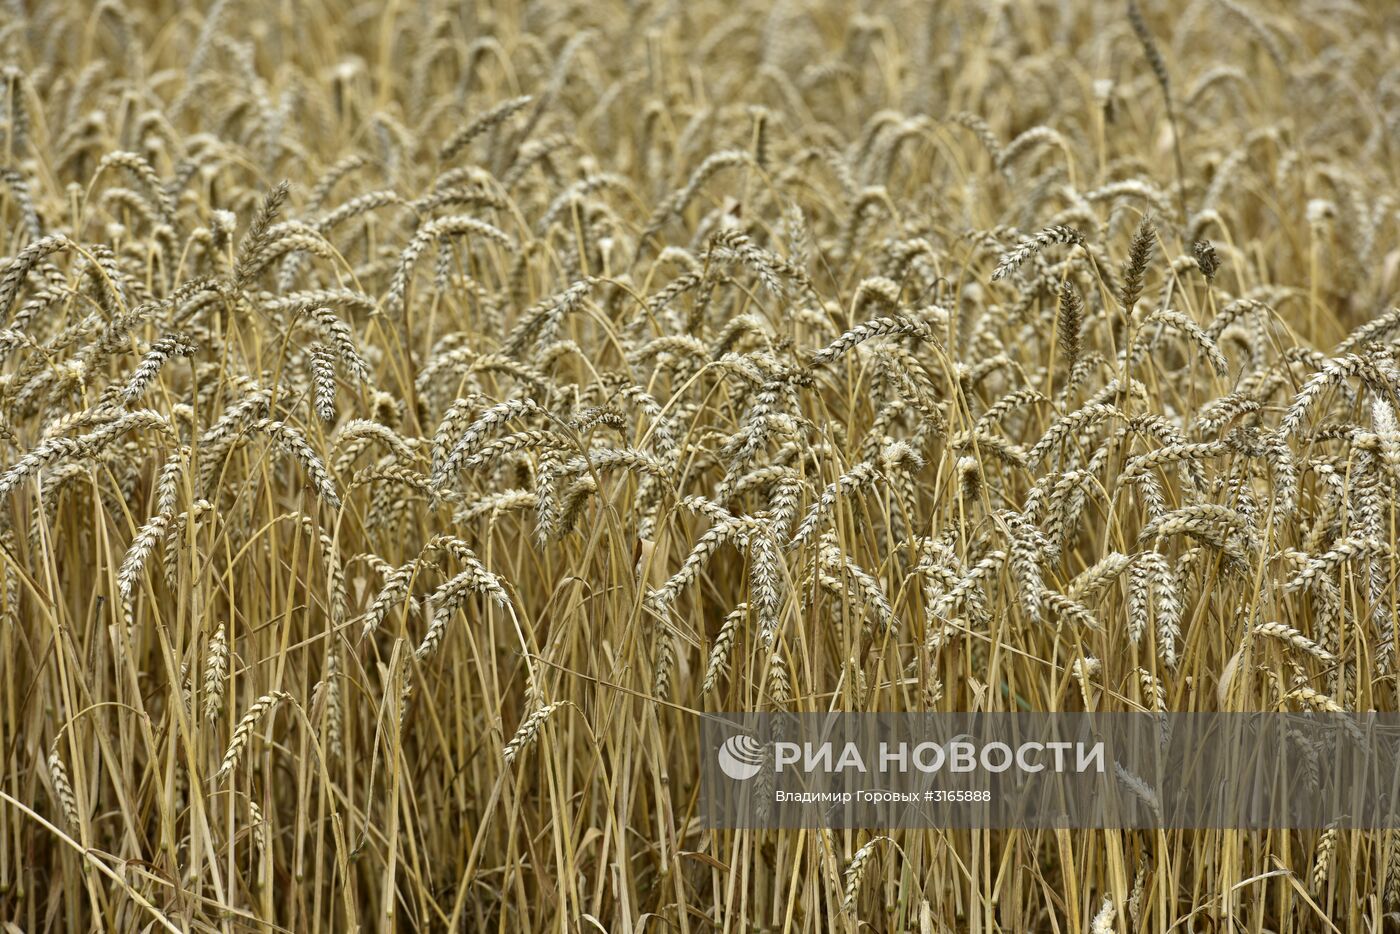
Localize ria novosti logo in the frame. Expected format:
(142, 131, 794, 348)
(717, 734, 767, 780)
(716, 733, 1106, 781)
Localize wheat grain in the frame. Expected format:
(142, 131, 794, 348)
(47, 746, 80, 828)
(1090, 897, 1116, 934)
(204, 623, 228, 722)
(1312, 825, 1337, 893)
(991, 226, 1083, 280)
(503, 701, 571, 765)
(842, 836, 892, 914)
(1254, 621, 1334, 662)
(308, 344, 338, 423)
(215, 691, 291, 782)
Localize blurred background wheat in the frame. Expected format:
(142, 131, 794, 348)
(2, 0, 1400, 929)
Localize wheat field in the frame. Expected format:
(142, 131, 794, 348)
(1, 0, 1398, 929)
